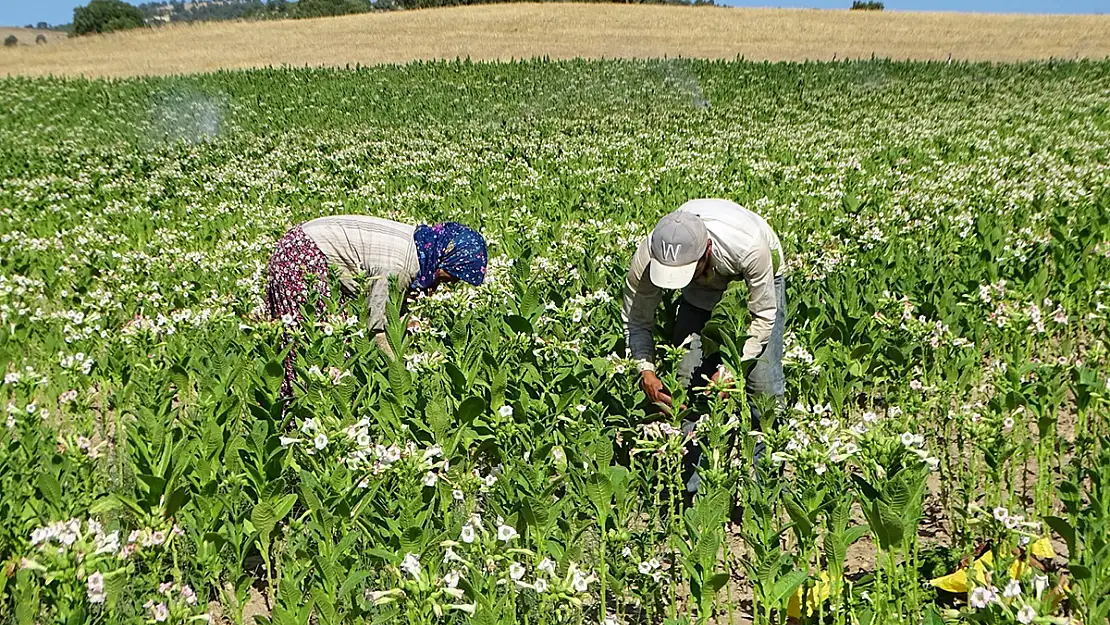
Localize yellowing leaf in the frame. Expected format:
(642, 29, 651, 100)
(1009, 559, 1027, 580)
(787, 571, 831, 618)
(931, 552, 996, 593)
(971, 552, 991, 585)
(930, 568, 969, 593)
(1031, 537, 1056, 559)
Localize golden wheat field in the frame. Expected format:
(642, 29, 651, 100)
(1, 3, 1109, 78)
(0, 28, 69, 48)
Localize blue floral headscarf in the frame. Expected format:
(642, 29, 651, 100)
(410, 222, 487, 291)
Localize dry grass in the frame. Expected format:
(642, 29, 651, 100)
(0, 27, 70, 48)
(2, 3, 1109, 78)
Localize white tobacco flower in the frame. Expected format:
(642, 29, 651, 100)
(969, 586, 998, 609)
(452, 489, 464, 501)
(86, 572, 106, 604)
(423, 472, 438, 487)
(400, 553, 421, 578)
(509, 562, 526, 580)
(460, 524, 476, 544)
(313, 433, 328, 450)
(571, 569, 594, 593)
(498, 405, 513, 417)
(1003, 579, 1021, 598)
(1033, 575, 1049, 599)
(497, 524, 518, 542)
(1017, 605, 1036, 624)
(993, 507, 1009, 522)
(533, 577, 548, 593)
(443, 571, 461, 589)
(538, 558, 556, 576)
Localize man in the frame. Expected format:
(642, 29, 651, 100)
(621, 198, 786, 494)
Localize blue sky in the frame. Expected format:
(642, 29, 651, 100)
(2, 0, 1105, 27)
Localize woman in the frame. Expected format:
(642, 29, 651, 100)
(265, 215, 487, 397)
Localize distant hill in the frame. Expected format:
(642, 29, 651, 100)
(139, 0, 268, 25)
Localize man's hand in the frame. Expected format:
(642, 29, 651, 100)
(640, 370, 673, 411)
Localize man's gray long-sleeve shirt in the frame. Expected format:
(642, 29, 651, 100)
(621, 199, 785, 365)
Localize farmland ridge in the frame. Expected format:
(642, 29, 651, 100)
(1, 3, 1109, 78)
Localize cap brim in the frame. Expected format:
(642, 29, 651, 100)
(649, 260, 698, 289)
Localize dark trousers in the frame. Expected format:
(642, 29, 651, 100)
(676, 275, 786, 493)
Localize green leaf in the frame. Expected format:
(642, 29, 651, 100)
(845, 524, 871, 545)
(504, 314, 533, 335)
(15, 576, 38, 625)
(270, 606, 299, 625)
(456, 396, 485, 425)
(427, 395, 450, 446)
(264, 360, 284, 382)
(1069, 564, 1092, 580)
(273, 494, 297, 524)
(706, 572, 730, 594)
(584, 473, 612, 522)
(104, 570, 129, 608)
(771, 570, 808, 607)
(695, 531, 721, 568)
(923, 604, 944, 625)
(387, 357, 412, 399)
(251, 502, 277, 538)
(785, 497, 813, 539)
(400, 526, 424, 555)
(311, 587, 336, 625)
(876, 500, 905, 549)
(339, 570, 372, 599)
(1044, 516, 1075, 556)
(37, 471, 62, 508)
(163, 486, 190, 519)
(593, 436, 613, 469)
(823, 534, 846, 579)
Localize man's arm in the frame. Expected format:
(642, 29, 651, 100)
(621, 236, 663, 366)
(741, 246, 778, 362)
(622, 236, 674, 410)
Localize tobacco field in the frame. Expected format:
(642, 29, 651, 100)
(0, 59, 1109, 625)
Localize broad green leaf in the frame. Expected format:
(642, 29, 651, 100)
(1044, 516, 1075, 556)
(771, 570, 809, 607)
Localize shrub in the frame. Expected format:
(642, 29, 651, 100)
(73, 0, 146, 36)
(851, 1, 884, 9)
(3, 35, 17, 47)
(36, 34, 48, 44)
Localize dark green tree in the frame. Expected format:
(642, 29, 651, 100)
(295, 0, 371, 17)
(3, 35, 18, 47)
(73, 0, 146, 35)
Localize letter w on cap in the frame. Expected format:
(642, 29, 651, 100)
(659, 242, 682, 263)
